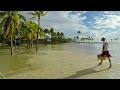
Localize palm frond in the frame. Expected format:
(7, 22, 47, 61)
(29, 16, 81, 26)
(41, 11, 47, 16)
(28, 12, 37, 16)
(29, 16, 36, 21)
(18, 14, 27, 22)
(0, 11, 7, 17)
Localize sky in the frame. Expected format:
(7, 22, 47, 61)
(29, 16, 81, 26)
(19, 11, 120, 42)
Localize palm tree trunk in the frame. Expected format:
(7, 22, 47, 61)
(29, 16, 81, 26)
(18, 37, 21, 46)
(36, 16, 40, 52)
(43, 32, 45, 44)
(11, 33, 13, 55)
(14, 36, 16, 48)
(51, 33, 52, 43)
(27, 39, 29, 49)
(30, 39, 33, 48)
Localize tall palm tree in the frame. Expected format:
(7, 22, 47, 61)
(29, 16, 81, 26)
(44, 29, 49, 43)
(77, 31, 81, 39)
(52, 32, 57, 43)
(60, 32, 64, 38)
(0, 11, 26, 55)
(88, 37, 91, 42)
(57, 32, 60, 39)
(74, 37, 77, 42)
(91, 37, 93, 42)
(60, 32, 64, 43)
(57, 32, 60, 43)
(16, 21, 26, 46)
(50, 28, 54, 42)
(29, 11, 47, 52)
(22, 21, 39, 48)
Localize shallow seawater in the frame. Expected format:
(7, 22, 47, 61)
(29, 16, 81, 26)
(0, 42, 119, 78)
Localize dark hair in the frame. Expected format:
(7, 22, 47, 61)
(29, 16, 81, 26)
(101, 37, 105, 41)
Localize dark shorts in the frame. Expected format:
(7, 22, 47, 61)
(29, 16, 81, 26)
(101, 51, 111, 57)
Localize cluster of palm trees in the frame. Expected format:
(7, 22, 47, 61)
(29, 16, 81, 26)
(0, 11, 66, 55)
(0, 11, 28, 55)
(74, 31, 81, 41)
(80, 37, 93, 42)
(73, 30, 93, 42)
(111, 38, 119, 42)
(42, 28, 65, 44)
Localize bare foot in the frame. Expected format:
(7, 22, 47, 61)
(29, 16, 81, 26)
(98, 63, 102, 65)
(109, 65, 112, 68)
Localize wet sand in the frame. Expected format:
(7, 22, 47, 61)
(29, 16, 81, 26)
(0, 43, 120, 79)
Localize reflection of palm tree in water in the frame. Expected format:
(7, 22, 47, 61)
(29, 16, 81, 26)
(63, 65, 110, 79)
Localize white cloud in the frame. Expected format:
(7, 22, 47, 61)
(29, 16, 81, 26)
(18, 11, 120, 41)
(93, 14, 120, 29)
(19, 11, 88, 38)
(38, 11, 88, 37)
(104, 11, 120, 15)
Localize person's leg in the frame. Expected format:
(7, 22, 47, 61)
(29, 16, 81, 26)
(108, 57, 112, 68)
(99, 51, 105, 65)
(99, 59, 103, 65)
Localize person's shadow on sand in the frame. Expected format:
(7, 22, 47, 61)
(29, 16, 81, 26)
(63, 65, 110, 79)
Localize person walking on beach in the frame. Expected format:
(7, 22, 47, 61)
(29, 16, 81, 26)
(99, 37, 112, 68)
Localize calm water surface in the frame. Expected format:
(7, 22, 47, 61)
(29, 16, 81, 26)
(0, 42, 119, 76)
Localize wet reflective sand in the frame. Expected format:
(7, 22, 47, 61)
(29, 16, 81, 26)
(0, 43, 120, 79)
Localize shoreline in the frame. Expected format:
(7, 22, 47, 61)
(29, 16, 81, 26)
(3, 49, 120, 79)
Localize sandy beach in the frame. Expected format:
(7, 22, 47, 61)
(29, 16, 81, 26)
(1, 43, 119, 79)
(1, 11, 120, 79)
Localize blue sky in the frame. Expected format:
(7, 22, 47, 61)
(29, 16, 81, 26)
(20, 11, 120, 42)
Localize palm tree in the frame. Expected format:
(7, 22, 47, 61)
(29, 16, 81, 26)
(22, 21, 39, 48)
(29, 11, 47, 52)
(77, 31, 81, 39)
(57, 32, 61, 43)
(16, 21, 26, 46)
(0, 11, 26, 55)
(50, 28, 54, 42)
(60, 32, 64, 43)
(44, 29, 49, 43)
(74, 37, 77, 42)
(88, 37, 91, 42)
(52, 32, 57, 43)
(60, 32, 64, 38)
(91, 37, 93, 41)
(57, 32, 60, 38)
(77, 36, 79, 40)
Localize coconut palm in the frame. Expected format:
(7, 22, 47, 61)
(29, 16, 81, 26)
(44, 29, 49, 43)
(77, 31, 81, 39)
(22, 21, 39, 48)
(60, 32, 64, 38)
(88, 37, 91, 42)
(50, 28, 54, 42)
(60, 32, 64, 43)
(57, 32, 60, 39)
(91, 37, 93, 42)
(0, 11, 26, 55)
(29, 11, 47, 52)
(74, 37, 77, 41)
(52, 32, 57, 43)
(57, 32, 61, 43)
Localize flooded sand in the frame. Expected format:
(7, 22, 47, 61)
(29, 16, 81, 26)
(0, 43, 120, 79)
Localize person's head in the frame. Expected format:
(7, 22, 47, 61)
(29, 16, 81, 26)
(101, 37, 105, 41)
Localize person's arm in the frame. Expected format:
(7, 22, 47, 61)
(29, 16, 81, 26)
(102, 42, 105, 52)
(102, 45, 104, 52)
